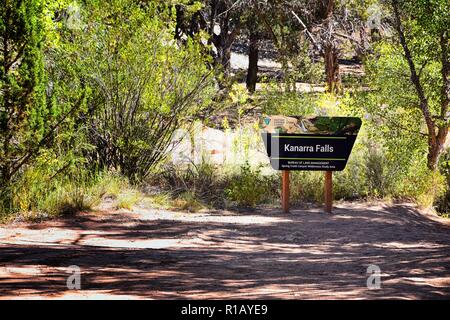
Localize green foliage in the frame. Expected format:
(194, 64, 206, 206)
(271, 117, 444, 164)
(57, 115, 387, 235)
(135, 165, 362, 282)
(225, 162, 278, 207)
(154, 159, 279, 209)
(285, 41, 324, 84)
(91, 171, 130, 200)
(1, 0, 448, 220)
(338, 13, 448, 205)
(142, 192, 172, 209)
(361, 0, 450, 170)
(259, 89, 317, 116)
(362, 42, 431, 144)
(288, 137, 444, 205)
(1, 0, 47, 207)
(0, 0, 91, 213)
(436, 150, 450, 214)
(69, 0, 216, 181)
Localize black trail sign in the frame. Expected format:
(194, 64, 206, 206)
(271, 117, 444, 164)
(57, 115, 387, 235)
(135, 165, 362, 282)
(261, 116, 362, 171)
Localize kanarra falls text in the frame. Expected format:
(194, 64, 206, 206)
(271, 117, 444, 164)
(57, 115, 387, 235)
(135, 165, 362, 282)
(284, 144, 334, 153)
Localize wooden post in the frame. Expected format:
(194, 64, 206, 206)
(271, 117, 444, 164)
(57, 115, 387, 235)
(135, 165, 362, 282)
(282, 170, 290, 213)
(324, 171, 332, 213)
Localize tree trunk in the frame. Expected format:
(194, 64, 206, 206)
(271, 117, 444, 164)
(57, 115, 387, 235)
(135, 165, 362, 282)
(220, 41, 232, 79)
(246, 31, 259, 93)
(427, 128, 449, 170)
(324, 44, 340, 93)
(428, 144, 441, 171)
(322, 0, 340, 93)
(217, 6, 233, 80)
(212, 6, 239, 85)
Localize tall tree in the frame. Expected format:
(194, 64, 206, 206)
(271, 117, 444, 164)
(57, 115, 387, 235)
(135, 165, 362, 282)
(321, 0, 340, 93)
(246, 23, 259, 93)
(290, 0, 370, 93)
(210, 0, 242, 79)
(0, 0, 87, 211)
(244, 13, 267, 93)
(391, 0, 449, 170)
(0, 0, 47, 209)
(252, 0, 312, 91)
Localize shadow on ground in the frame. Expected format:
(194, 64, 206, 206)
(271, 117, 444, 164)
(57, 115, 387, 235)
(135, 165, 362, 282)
(0, 202, 449, 299)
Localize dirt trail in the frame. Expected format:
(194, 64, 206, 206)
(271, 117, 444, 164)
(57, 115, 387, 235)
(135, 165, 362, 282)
(0, 202, 449, 299)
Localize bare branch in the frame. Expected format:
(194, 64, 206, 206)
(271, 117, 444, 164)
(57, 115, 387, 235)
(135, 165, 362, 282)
(290, 10, 320, 51)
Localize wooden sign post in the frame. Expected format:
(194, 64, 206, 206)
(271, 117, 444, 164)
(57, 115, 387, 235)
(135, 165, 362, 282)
(324, 171, 332, 213)
(282, 170, 290, 213)
(260, 116, 361, 215)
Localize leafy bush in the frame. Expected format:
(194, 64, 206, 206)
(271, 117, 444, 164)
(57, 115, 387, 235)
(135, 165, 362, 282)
(340, 83, 447, 209)
(259, 89, 317, 116)
(151, 158, 279, 209)
(51, 1, 216, 182)
(225, 162, 278, 207)
(289, 171, 323, 203)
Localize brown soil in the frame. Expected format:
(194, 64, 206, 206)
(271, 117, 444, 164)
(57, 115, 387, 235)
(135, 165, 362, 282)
(0, 202, 449, 299)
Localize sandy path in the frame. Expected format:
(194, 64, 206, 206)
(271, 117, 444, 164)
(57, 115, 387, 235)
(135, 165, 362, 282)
(0, 202, 449, 299)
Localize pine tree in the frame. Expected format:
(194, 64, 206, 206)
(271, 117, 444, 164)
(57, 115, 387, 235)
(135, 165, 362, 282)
(0, 0, 46, 210)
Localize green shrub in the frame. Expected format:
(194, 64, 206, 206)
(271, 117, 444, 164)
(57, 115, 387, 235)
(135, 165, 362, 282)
(436, 150, 450, 214)
(225, 162, 278, 207)
(259, 89, 317, 116)
(77, 1, 215, 182)
(289, 171, 323, 203)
